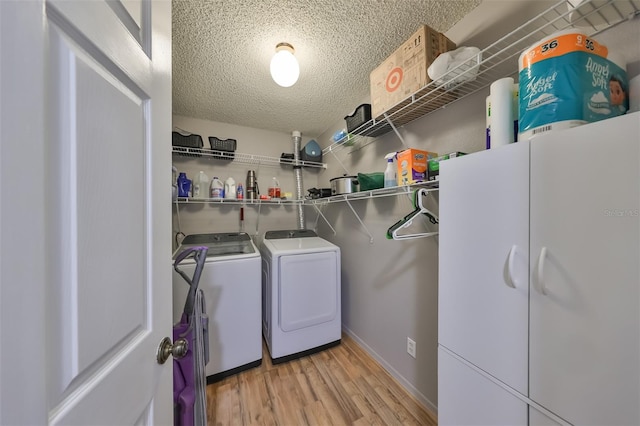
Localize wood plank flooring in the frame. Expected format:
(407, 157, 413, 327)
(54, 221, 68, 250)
(206, 334, 438, 425)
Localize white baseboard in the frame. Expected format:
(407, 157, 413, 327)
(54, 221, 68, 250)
(342, 326, 438, 415)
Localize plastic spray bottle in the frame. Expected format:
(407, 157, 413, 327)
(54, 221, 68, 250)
(384, 152, 397, 188)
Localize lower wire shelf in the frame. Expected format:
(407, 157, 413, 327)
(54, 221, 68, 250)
(173, 181, 439, 206)
(174, 182, 440, 243)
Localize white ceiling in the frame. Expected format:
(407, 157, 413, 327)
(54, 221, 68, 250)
(171, 0, 482, 138)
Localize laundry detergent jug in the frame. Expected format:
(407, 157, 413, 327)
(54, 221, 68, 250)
(177, 172, 191, 198)
(193, 171, 210, 199)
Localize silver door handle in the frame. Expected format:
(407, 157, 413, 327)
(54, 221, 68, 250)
(156, 336, 188, 364)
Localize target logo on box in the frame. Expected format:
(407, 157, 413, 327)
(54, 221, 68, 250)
(385, 67, 404, 92)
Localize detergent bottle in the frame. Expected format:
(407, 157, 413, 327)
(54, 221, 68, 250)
(177, 172, 192, 198)
(210, 177, 224, 199)
(384, 152, 397, 188)
(193, 170, 209, 199)
(224, 177, 237, 199)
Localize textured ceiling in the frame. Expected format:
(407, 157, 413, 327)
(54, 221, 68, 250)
(172, 0, 482, 137)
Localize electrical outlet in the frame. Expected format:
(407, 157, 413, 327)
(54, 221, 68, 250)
(407, 337, 416, 358)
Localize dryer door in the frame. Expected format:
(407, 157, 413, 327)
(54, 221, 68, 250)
(279, 251, 339, 332)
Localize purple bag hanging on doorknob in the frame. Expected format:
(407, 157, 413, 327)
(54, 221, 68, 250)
(177, 172, 191, 197)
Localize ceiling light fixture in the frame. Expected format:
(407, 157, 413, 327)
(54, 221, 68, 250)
(270, 42, 299, 87)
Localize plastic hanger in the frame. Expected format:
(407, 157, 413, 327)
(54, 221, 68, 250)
(386, 188, 439, 240)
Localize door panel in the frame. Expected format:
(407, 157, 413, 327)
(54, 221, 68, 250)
(46, 23, 148, 393)
(438, 347, 527, 426)
(529, 405, 565, 426)
(529, 113, 640, 425)
(75, 43, 147, 376)
(439, 141, 530, 395)
(279, 252, 338, 331)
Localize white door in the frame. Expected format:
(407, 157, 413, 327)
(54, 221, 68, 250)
(0, 0, 173, 424)
(439, 141, 530, 395)
(529, 112, 640, 425)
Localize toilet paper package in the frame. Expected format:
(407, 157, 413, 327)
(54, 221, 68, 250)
(518, 31, 628, 140)
(629, 74, 640, 113)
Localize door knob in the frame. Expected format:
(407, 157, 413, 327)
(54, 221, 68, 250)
(156, 336, 188, 364)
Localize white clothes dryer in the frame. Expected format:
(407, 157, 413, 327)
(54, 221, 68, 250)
(261, 229, 341, 363)
(173, 232, 261, 382)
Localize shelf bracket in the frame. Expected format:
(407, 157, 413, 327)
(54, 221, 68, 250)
(310, 202, 336, 236)
(383, 112, 407, 148)
(344, 198, 374, 244)
(254, 201, 262, 237)
(329, 147, 351, 176)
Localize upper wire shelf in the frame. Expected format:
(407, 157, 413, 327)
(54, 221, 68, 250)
(323, 0, 639, 155)
(172, 147, 327, 169)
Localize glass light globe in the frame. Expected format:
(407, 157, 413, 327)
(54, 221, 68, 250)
(270, 44, 299, 87)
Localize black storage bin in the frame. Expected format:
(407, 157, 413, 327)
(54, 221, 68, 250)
(344, 103, 372, 134)
(172, 131, 204, 157)
(208, 137, 236, 160)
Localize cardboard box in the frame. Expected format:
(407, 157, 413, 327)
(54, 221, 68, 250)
(370, 25, 456, 119)
(427, 151, 467, 181)
(397, 149, 438, 185)
(439, 33, 456, 55)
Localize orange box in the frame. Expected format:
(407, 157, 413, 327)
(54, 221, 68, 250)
(397, 149, 438, 185)
(370, 25, 456, 119)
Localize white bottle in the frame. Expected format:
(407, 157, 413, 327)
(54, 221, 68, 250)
(224, 177, 236, 199)
(210, 177, 224, 199)
(384, 152, 396, 188)
(193, 170, 210, 199)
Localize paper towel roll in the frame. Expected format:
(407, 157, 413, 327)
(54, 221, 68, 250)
(485, 96, 491, 149)
(490, 77, 515, 148)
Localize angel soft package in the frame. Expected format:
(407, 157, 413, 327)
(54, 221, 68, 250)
(518, 30, 628, 140)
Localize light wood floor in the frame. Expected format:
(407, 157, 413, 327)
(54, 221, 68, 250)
(206, 333, 438, 425)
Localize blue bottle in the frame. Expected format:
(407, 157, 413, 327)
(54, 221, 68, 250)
(177, 172, 191, 197)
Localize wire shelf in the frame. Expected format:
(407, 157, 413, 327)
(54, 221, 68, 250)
(173, 182, 438, 206)
(311, 181, 439, 205)
(323, 0, 640, 155)
(172, 147, 327, 169)
(174, 197, 305, 205)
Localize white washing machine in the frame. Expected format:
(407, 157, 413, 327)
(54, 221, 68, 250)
(261, 229, 341, 363)
(173, 232, 261, 383)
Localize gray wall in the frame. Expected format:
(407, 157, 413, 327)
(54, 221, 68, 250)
(315, 88, 486, 412)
